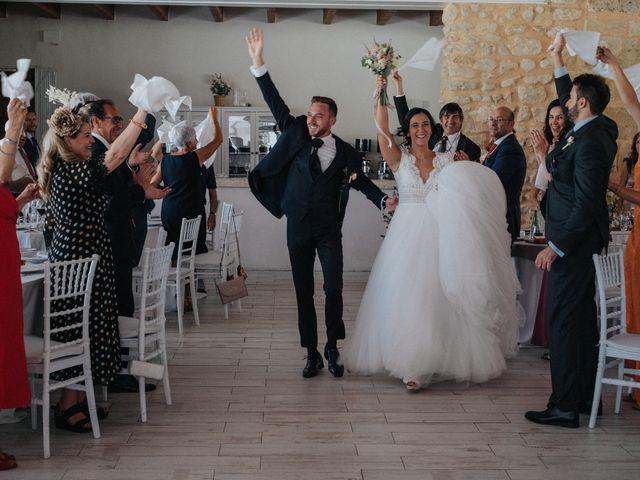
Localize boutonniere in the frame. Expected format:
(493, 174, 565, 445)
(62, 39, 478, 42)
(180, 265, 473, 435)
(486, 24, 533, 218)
(562, 136, 575, 150)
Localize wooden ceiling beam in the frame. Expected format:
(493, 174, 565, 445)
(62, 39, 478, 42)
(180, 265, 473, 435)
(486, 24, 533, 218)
(428, 10, 443, 26)
(322, 8, 336, 25)
(94, 4, 115, 20)
(32, 3, 61, 19)
(266, 7, 276, 23)
(376, 9, 394, 26)
(149, 5, 169, 21)
(209, 6, 223, 22)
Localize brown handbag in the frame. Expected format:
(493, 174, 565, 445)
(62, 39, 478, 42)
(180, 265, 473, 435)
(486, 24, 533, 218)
(216, 214, 249, 304)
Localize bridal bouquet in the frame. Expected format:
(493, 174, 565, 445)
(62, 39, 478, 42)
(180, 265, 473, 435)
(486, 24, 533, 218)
(361, 40, 400, 106)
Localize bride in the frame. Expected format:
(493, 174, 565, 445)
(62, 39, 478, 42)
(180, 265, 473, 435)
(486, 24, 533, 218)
(345, 82, 520, 391)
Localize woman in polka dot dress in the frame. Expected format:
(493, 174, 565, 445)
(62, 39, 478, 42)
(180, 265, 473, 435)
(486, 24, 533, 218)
(38, 95, 148, 432)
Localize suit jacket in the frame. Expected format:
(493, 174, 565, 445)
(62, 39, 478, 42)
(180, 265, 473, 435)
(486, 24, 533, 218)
(542, 74, 618, 255)
(98, 114, 156, 263)
(249, 72, 386, 224)
(393, 95, 481, 162)
(484, 133, 526, 241)
(23, 134, 40, 167)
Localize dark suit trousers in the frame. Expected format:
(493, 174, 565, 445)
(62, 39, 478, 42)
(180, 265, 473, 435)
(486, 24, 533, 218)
(287, 218, 345, 350)
(547, 231, 601, 411)
(113, 257, 135, 318)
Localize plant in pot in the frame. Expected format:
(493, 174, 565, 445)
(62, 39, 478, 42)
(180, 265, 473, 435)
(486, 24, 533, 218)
(210, 73, 232, 106)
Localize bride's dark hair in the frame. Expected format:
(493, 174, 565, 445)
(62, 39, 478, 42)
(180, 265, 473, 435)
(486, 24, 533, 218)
(400, 107, 438, 147)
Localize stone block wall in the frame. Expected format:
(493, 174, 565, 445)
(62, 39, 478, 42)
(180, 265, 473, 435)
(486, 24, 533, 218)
(440, 0, 640, 225)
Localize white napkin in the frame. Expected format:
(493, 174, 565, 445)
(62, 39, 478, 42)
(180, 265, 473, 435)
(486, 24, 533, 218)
(397, 37, 444, 72)
(195, 111, 218, 167)
(593, 61, 640, 96)
(156, 118, 188, 146)
(0, 58, 34, 107)
(128, 74, 192, 120)
(548, 28, 601, 65)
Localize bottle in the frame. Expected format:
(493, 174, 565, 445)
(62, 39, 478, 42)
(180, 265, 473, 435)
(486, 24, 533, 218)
(530, 209, 540, 240)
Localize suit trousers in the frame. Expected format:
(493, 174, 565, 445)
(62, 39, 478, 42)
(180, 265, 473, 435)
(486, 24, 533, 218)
(547, 231, 601, 412)
(287, 217, 345, 350)
(113, 256, 135, 318)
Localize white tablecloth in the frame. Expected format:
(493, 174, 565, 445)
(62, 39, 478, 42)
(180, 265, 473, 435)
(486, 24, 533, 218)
(17, 229, 46, 251)
(513, 257, 544, 344)
(22, 272, 44, 335)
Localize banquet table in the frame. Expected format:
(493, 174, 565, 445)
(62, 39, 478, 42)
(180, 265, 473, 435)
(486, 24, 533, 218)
(22, 271, 44, 336)
(512, 241, 548, 346)
(16, 226, 46, 251)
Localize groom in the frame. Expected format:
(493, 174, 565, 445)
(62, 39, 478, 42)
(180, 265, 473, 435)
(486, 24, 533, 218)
(246, 28, 396, 379)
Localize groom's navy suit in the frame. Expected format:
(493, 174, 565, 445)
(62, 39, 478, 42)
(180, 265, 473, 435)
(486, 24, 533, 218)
(541, 73, 617, 412)
(483, 134, 526, 243)
(249, 72, 387, 350)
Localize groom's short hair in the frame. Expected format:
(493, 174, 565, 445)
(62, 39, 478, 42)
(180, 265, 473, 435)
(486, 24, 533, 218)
(573, 74, 610, 115)
(311, 96, 338, 117)
(439, 103, 464, 122)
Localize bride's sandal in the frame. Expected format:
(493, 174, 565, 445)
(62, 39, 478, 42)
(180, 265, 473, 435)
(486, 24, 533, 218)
(54, 403, 93, 433)
(404, 380, 421, 392)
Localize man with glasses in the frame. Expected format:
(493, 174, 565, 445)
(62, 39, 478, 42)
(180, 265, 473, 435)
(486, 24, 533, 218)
(525, 34, 618, 428)
(391, 71, 481, 162)
(484, 107, 526, 243)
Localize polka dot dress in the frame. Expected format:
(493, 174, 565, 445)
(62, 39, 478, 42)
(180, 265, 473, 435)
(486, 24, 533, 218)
(46, 156, 120, 386)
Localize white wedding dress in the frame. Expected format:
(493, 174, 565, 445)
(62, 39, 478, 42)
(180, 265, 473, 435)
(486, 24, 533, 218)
(345, 151, 520, 385)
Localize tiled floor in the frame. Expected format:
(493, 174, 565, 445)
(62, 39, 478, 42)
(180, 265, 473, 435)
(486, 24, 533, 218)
(3, 270, 640, 479)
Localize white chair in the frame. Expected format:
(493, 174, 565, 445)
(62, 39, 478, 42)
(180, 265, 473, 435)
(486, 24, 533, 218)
(24, 254, 101, 458)
(170, 215, 202, 335)
(194, 202, 233, 285)
(118, 243, 174, 422)
(589, 251, 640, 428)
(133, 226, 167, 301)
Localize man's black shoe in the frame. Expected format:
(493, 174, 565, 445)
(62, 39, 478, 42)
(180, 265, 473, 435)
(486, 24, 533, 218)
(302, 351, 324, 378)
(524, 406, 579, 428)
(578, 400, 603, 417)
(108, 374, 157, 393)
(324, 347, 344, 378)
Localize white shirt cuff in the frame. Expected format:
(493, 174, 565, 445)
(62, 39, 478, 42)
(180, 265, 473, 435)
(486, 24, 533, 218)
(548, 241, 565, 258)
(250, 65, 268, 78)
(554, 66, 568, 79)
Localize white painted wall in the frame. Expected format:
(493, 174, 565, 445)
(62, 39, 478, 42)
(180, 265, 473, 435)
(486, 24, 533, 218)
(1, 5, 441, 271)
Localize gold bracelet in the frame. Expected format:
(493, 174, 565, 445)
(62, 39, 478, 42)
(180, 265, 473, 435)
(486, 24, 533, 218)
(4, 137, 18, 145)
(129, 118, 148, 129)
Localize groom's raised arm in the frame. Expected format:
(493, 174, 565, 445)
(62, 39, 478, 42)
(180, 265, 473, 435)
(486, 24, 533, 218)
(246, 28, 296, 132)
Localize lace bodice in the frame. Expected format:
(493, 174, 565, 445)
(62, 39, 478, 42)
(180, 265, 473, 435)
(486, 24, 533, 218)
(394, 151, 453, 204)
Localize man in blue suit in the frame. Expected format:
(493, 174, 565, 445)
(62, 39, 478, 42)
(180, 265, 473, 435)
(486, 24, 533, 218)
(246, 28, 396, 379)
(483, 106, 527, 243)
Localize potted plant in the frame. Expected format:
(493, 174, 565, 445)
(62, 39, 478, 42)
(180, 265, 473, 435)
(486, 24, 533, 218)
(210, 73, 231, 106)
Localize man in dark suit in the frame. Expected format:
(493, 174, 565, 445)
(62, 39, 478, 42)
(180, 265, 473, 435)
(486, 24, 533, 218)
(23, 110, 40, 172)
(525, 35, 618, 428)
(391, 71, 481, 162)
(246, 28, 396, 379)
(484, 106, 527, 243)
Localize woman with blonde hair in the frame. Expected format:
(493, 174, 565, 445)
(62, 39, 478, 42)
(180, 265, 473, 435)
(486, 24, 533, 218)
(37, 88, 148, 431)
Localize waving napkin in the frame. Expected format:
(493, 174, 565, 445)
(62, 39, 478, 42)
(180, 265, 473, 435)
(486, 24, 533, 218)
(548, 29, 601, 65)
(593, 61, 640, 96)
(1, 58, 34, 107)
(195, 111, 218, 167)
(156, 119, 186, 145)
(397, 37, 444, 72)
(128, 74, 192, 120)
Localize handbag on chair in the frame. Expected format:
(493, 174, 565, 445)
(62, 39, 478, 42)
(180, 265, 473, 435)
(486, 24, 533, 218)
(216, 214, 249, 304)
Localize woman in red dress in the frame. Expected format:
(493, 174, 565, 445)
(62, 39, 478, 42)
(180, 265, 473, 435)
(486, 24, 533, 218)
(0, 98, 40, 470)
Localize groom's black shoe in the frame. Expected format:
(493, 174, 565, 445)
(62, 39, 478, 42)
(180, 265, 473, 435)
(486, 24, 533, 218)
(524, 406, 579, 428)
(324, 347, 344, 378)
(302, 351, 324, 378)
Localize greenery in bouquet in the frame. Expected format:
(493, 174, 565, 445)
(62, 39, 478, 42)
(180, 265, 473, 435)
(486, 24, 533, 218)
(361, 40, 400, 106)
(210, 73, 232, 96)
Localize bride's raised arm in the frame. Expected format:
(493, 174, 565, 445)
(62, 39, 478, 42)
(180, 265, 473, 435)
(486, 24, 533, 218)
(375, 77, 401, 172)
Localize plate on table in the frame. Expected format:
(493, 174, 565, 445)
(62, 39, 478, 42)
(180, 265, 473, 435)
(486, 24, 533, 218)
(21, 263, 45, 274)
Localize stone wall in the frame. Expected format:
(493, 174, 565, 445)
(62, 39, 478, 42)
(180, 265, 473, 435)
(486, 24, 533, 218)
(441, 0, 639, 225)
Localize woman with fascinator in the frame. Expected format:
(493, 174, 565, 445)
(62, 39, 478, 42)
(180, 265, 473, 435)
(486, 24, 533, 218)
(345, 77, 521, 391)
(150, 105, 222, 258)
(37, 87, 149, 432)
